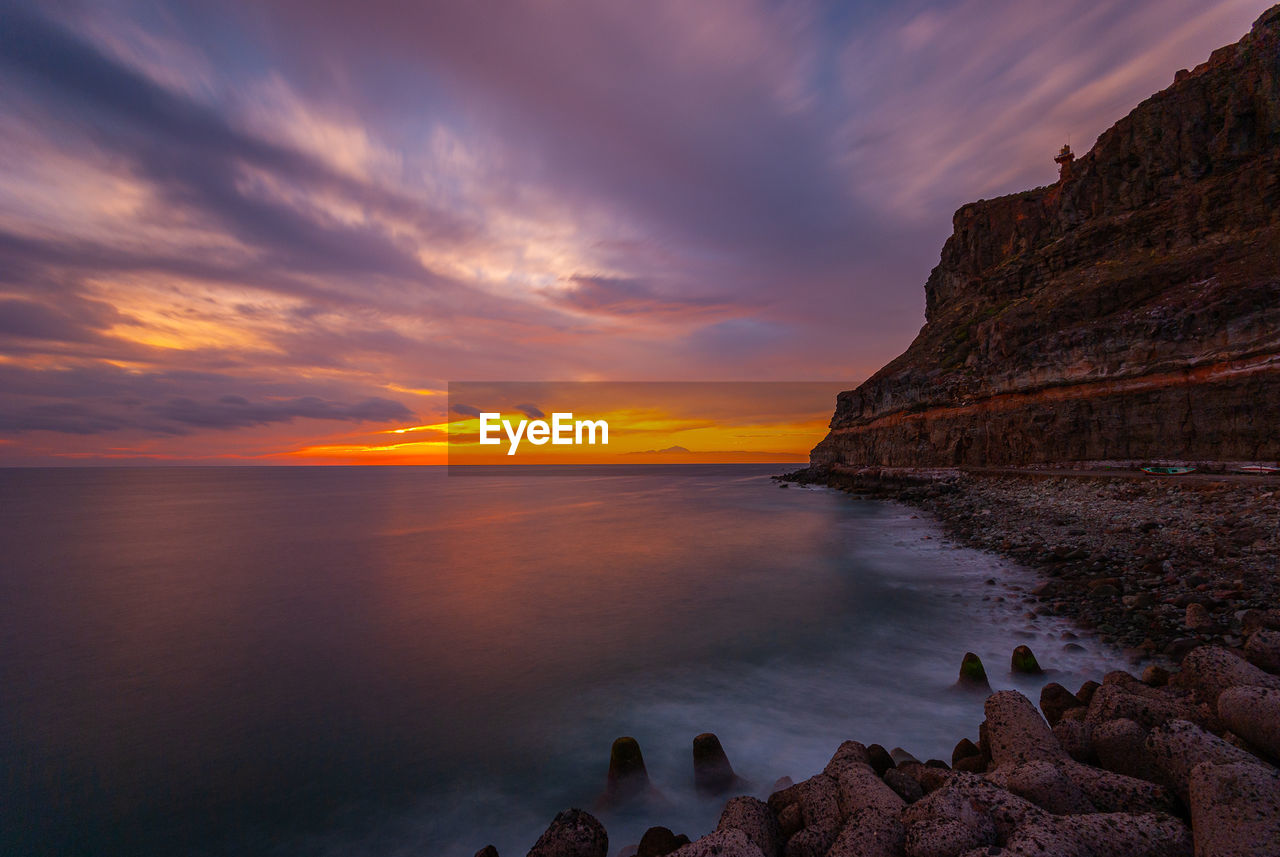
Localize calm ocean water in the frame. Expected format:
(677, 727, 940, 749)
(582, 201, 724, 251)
(0, 466, 1120, 856)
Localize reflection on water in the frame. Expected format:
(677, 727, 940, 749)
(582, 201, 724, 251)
(0, 466, 1120, 856)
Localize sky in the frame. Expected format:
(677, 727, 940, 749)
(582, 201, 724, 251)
(0, 0, 1269, 464)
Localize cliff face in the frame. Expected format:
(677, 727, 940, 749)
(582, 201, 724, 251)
(812, 6, 1280, 468)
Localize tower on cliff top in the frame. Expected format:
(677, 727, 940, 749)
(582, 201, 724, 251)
(1054, 143, 1076, 183)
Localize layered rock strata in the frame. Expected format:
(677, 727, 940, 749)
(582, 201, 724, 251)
(812, 7, 1280, 468)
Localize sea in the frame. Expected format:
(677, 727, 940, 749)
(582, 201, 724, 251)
(0, 465, 1122, 856)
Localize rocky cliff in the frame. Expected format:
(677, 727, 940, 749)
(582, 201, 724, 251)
(812, 5, 1280, 468)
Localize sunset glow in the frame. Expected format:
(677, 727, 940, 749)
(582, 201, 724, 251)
(0, 0, 1269, 464)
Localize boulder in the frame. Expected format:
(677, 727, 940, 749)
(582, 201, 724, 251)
(1076, 681, 1101, 705)
(638, 827, 690, 857)
(1059, 758, 1176, 814)
(884, 768, 924, 803)
(826, 807, 904, 857)
(902, 773, 1043, 856)
(1052, 719, 1096, 765)
(890, 748, 921, 766)
(716, 797, 782, 857)
(909, 764, 950, 795)
(1188, 761, 1280, 857)
(987, 759, 1095, 814)
(828, 759, 906, 819)
(1146, 719, 1259, 801)
(1141, 665, 1171, 687)
(823, 741, 872, 778)
(1217, 685, 1280, 760)
(866, 744, 895, 776)
(776, 804, 802, 839)
(1175, 646, 1280, 704)
(669, 829, 765, 857)
(984, 690, 1066, 768)
(476, 847, 499, 857)
(1040, 683, 1084, 727)
(1084, 683, 1201, 730)
(1186, 603, 1214, 631)
(1092, 718, 1162, 783)
(528, 809, 608, 857)
(769, 774, 843, 857)
(993, 811, 1192, 857)
(1244, 630, 1280, 675)
(952, 738, 981, 768)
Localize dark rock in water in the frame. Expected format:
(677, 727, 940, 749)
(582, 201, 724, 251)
(475, 846, 499, 857)
(692, 732, 746, 796)
(636, 826, 689, 857)
(1011, 645, 1043, 675)
(956, 652, 993, 692)
(951, 738, 980, 768)
(866, 744, 895, 776)
(1076, 680, 1101, 705)
(1039, 682, 1084, 727)
(597, 737, 659, 809)
(528, 809, 608, 857)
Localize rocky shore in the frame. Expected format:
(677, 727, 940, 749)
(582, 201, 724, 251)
(482, 635, 1280, 857)
(472, 469, 1280, 857)
(788, 468, 1280, 661)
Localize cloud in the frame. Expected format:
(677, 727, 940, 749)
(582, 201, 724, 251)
(554, 276, 748, 324)
(515, 403, 544, 419)
(0, 0, 1267, 462)
(0, 393, 412, 435)
(145, 395, 412, 429)
(0, 5, 466, 280)
(0, 359, 414, 437)
(0, 298, 106, 343)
